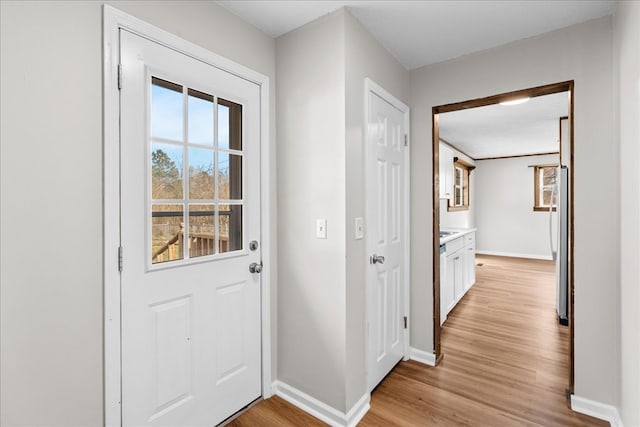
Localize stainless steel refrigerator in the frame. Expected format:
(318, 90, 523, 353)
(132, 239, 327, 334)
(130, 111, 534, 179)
(555, 165, 569, 325)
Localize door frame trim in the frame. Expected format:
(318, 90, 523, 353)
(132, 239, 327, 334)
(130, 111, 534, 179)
(364, 78, 411, 391)
(431, 80, 574, 392)
(103, 6, 272, 425)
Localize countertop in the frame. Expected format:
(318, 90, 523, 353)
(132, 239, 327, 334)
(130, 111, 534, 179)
(440, 228, 477, 245)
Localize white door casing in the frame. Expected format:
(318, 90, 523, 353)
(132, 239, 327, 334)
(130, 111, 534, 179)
(103, 6, 271, 426)
(365, 79, 410, 391)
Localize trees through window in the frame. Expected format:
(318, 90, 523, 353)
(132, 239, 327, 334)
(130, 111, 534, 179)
(533, 165, 558, 211)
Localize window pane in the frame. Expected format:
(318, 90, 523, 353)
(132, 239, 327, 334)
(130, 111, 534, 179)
(151, 204, 184, 264)
(218, 152, 242, 200)
(188, 89, 214, 146)
(543, 167, 556, 186)
(218, 104, 230, 150)
(542, 189, 553, 206)
(152, 143, 183, 199)
(455, 188, 462, 206)
(219, 99, 242, 150)
(543, 167, 556, 178)
(219, 204, 242, 253)
(151, 77, 183, 141)
(189, 204, 215, 258)
(188, 148, 214, 199)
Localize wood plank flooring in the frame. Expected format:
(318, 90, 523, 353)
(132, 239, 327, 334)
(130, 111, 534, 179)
(227, 255, 607, 426)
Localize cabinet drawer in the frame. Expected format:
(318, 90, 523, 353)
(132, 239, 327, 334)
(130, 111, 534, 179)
(464, 232, 475, 247)
(446, 237, 464, 253)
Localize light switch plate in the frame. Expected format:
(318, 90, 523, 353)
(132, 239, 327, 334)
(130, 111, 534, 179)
(316, 219, 327, 239)
(355, 217, 364, 240)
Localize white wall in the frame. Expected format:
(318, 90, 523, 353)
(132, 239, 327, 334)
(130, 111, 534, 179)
(0, 2, 276, 425)
(344, 10, 410, 410)
(275, 9, 348, 412)
(409, 17, 618, 405)
(276, 8, 410, 414)
(2, 1, 633, 423)
(614, 1, 640, 426)
(474, 154, 559, 259)
(439, 142, 476, 229)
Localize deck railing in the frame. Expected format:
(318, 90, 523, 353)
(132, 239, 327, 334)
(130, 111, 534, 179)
(152, 211, 233, 263)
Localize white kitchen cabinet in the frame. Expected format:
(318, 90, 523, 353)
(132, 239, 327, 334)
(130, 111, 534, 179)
(452, 250, 464, 302)
(441, 230, 476, 323)
(464, 232, 476, 291)
(443, 236, 464, 318)
(444, 252, 457, 314)
(440, 246, 448, 325)
(439, 142, 454, 199)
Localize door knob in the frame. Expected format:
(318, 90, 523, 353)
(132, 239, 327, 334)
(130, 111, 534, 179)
(249, 262, 263, 274)
(370, 254, 385, 265)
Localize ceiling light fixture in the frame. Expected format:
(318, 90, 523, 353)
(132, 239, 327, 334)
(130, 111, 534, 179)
(499, 97, 530, 106)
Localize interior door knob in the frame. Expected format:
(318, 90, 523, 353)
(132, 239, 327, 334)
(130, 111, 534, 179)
(370, 254, 385, 265)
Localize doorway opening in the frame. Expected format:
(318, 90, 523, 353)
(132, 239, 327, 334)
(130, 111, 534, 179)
(431, 81, 575, 394)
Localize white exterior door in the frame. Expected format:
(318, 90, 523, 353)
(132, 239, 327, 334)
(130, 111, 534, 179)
(366, 85, 408, 391)
(119, 30, 262, 426)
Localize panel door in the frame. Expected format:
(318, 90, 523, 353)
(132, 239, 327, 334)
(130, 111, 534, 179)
(366, 90, 406, 391)
(119, 30, 262, 426)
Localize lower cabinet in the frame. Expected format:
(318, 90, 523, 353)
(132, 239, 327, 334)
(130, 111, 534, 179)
(441, 231, 476, 323)
(444, 253, 456, 314)
(464, 233, 476, 292)
(451, 251, 464, 302)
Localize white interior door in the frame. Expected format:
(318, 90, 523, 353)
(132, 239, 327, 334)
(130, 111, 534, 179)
(119, 30, 262, 426)
(366, 86, 407, 391)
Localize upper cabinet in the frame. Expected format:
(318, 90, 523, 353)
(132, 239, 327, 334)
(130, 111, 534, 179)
(439, 142, 454, 199)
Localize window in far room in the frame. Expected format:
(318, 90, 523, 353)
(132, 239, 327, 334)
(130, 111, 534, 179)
(448, 159, 473, 211)
(533, 164, 558, 212)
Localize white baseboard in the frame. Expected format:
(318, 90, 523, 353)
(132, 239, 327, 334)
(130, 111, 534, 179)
(409, 347, 436, 366)
(476, 250, 553, 261)
(571, 395, 623, 427)
(345, 393, 370, 427)
(272, 381, 370, 427)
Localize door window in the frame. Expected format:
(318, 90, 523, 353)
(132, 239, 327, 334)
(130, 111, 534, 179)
(150, 77, 244, 265)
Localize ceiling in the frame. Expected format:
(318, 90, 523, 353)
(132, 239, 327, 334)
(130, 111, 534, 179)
(438, 92, 569, 159)
(216, 0, 616, 70)
(216, 1, 612, 158)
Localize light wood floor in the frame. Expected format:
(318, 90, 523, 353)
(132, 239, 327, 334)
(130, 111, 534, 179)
(227, 255, 607, 426)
